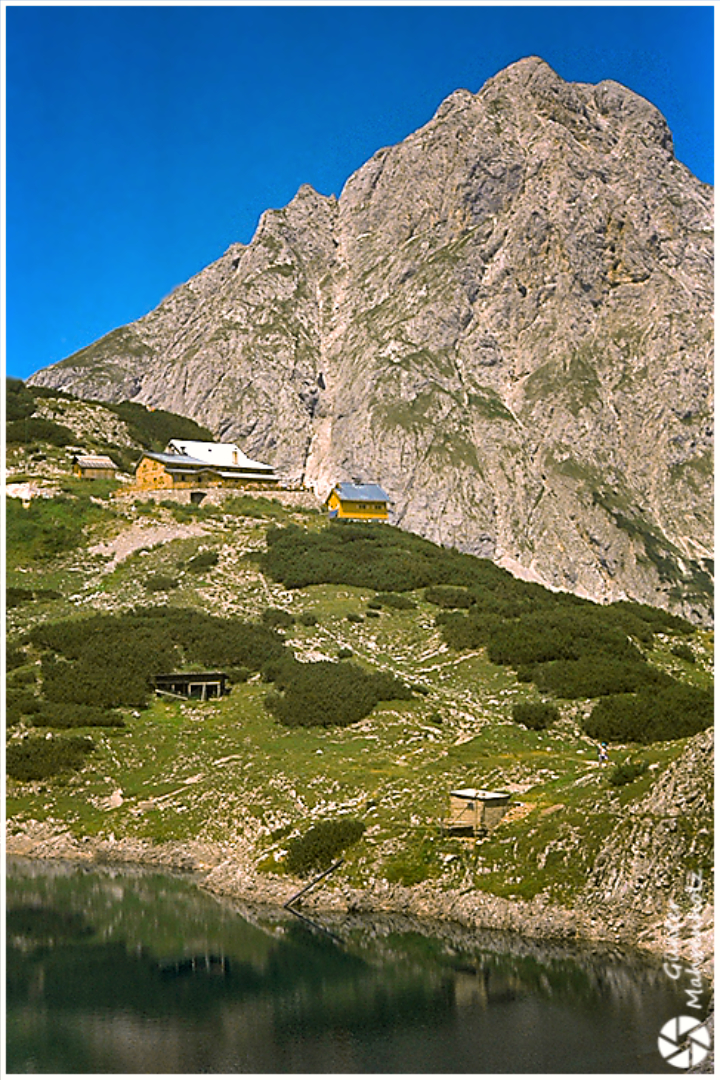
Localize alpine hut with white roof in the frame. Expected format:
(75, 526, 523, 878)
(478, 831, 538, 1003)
(133, 440, 277, 492)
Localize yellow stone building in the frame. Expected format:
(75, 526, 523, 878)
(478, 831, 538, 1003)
(326, 483, 390, 521)
(132, 440, 277, 492)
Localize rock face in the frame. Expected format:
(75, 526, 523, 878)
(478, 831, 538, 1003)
(29, 57, 713, 619)
(583, 729, 714, 919)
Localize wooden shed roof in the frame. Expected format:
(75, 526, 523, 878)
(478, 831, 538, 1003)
(73, 454, 117, 469)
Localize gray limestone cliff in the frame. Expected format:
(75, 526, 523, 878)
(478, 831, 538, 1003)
(29, 57, 713, 620)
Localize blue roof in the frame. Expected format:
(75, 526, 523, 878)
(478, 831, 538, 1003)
(335, 483, 389, 502)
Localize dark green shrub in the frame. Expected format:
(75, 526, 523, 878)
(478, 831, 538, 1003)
(531, 657, 672, 699)
(671, 643, 696, 664)
(584, 684, 713, 744)
(261, 607, 295, 628)
(104, 445, 139, 475)
(298, 612, 318, 626)
(6, 378, 36, 421)
(176, 611, 285, 670)
(605, 600, 694, 637)
(144, 574, 179, 592)
(374, 593, 417, 610)
(365, 610, 380, 618)
(609, 759, 649, 786)
(30, 606, 286, 710)
(285, 818, 366, 875)
(8, 668, 37, 687)
(428, 711, 443, 725)
(186, 550, 219, 573)
(367, 601, 382, 610)
(6, 645, 28, 670)
(41, 653, 158, 709)
(261, 521, 489, 593)
(7, 587, 37, 608)
(337, 648, 353, 660)
(7, 586, 62, 608)
(6, 691, 42, 716)
(347, 612, 363, 623)
(6, 735, 94, 781)
(6, 417, 75, 447)
(435, 610, 498, 651)
(29, 703, 124, 729)
(6, 706, 22, 728)
(263, 658, 412, 728)
(106, 400, 213, 451)
(424, 586, 475, 608)
(222, 494, 287, 520)
(486, 611, 642, 668)
(226, 666, 252, 684)
(512, 702, 559, 730)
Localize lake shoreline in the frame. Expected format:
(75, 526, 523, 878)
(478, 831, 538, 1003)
(6, 818, 713, 976)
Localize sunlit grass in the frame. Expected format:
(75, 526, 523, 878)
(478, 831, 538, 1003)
(6, 500, 712, 904)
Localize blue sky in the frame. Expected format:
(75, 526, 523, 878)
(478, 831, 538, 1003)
(5, 4, 714, 382)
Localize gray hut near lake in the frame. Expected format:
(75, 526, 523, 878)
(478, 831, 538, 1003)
(445, 788, 511, 836)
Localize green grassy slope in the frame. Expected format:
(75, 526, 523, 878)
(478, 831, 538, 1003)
(6, 471, 713, 905)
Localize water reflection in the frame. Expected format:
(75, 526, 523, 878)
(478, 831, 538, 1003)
(6, 856, 706, 1073)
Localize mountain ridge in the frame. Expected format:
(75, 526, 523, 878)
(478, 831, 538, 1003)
(28, 57, 714, 621)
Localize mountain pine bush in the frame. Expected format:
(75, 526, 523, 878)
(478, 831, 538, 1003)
(29, 607, 286, 709)
(512, 702, 559, 729)
(285, 818, 366, 874)
(263, 657, 412, 728)
(28, 703, 124, 729)
(7, 735, 94, 781)
(609, 759, 649, 786)
(584, 684, 713, 744)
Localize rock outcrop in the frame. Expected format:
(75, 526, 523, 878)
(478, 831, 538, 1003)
(29, 57, 713, 619)
(582, 728, 714, 959)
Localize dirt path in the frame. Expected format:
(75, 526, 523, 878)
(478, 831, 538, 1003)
(89, 522, 208, 569)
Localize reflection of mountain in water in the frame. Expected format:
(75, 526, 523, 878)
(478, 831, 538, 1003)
(7, 858, 703, 1074)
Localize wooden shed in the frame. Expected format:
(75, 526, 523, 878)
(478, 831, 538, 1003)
(445, 788, 511, 836)
(153, 672, 228, 701)
(72, 454, 117, 479)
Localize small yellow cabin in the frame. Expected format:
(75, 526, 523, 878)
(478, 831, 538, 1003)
(326, 483, 390, 521)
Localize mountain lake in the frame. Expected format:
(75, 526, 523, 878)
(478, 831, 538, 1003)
(6, 855, 709, 1073)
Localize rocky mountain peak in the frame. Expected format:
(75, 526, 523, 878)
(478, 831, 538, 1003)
(28, 58, 713, 621)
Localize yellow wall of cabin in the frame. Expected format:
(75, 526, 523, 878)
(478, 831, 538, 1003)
(328, 493, 388, 520)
